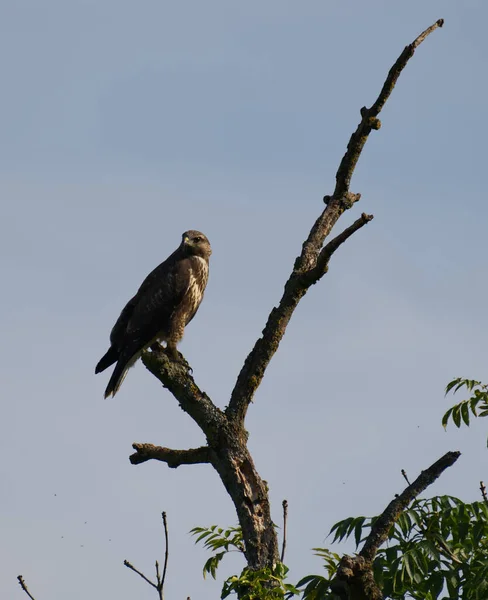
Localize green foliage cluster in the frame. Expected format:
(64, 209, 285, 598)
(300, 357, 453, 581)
(442, 378, 488, 443)
(190, 525, 245, 579)
(320, 496, 488, 599)
(191, 526, 299, 598)
(294, 548, 340, 600)
(223, 564, 299, 600)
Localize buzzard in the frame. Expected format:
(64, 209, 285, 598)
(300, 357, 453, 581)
(95, 230, 211, 398)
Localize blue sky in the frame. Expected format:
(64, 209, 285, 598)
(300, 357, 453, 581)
(2, 2, 488, 599)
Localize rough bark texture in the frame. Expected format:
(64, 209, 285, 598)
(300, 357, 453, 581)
(133, 348, 280, 570)
(130, 444, 211, 467)
(130, 17, 446, 589)
(209, 423, 279, 569)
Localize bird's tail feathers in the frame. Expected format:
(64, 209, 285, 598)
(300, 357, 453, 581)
(103, 351, 140, 398)
(95, 346, 119, 374)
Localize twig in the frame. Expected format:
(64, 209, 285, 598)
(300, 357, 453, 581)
(161, 512, 169, 594)
(124, 560, 158, 591)
(480, 481, 488, 504)
(307, 213, 374, 282)
(280, 499, 288, 563)
(125, 511, 171, 599)
(401, 469, 410, 485)
(226, 18, 444, 426)
(17, 576, 36, 600)
(155, 560, 161, 588)
(334, 18, 444, 200)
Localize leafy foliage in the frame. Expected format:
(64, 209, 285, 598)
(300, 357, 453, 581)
(222, 564, 299, 600)
(190, 525, 245, 579)
(442, 378, 488, 443)
(191, 525, 299, 598)
(295, 549, 341, 600)
(317, 496, 488, 599)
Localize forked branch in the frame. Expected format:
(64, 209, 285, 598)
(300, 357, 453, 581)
(306, 213, 374, 283)
(125, 511, 171, 600)
(227, 19, 444, 425)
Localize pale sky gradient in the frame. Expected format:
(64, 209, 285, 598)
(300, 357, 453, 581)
(2, 2, 488, 599)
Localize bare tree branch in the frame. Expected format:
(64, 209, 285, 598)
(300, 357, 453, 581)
(17, 576, 36, 600)
(125, 512, 170, 599)
(332, 450, 460, 600)
(141, 347, 225, 442)
(226, 19, 444, 426)
(280, 499, 288, 563)
(124, 560, 159, 591)
(136, 348, 280, 570)
(334, 18, 444, 201)
(161, 512, 169, 593)
(130, 444, 211, 467)
(306, 213, 374, 283)
(360, 451, 460, 563)
(155, 560, 161, 589)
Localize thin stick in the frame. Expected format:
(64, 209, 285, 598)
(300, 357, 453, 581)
(161, 511, 170, 596)
(280, 500, 288, 563)
(480, 481, 488, 504)
(123, 560, 158, 591)
(155, 560, 161, 587)
(17, 576, 36, 600)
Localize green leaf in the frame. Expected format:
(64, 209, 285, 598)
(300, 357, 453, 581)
(354, 517, 366, 548)
(452, 405, 461, 428)
(329, 517, 354, 543)
(470, 396, 480, 416)
(445, 378, 462, 395)
(442, 407, 454, 429)
(461, 401, 470, 426)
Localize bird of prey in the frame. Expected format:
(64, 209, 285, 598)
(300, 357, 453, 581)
(95, 230, 211, 398)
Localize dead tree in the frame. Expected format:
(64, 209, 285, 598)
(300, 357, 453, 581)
(129, 19, 454, 599)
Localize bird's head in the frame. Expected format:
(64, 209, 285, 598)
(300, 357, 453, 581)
(181, 230, 212, 259)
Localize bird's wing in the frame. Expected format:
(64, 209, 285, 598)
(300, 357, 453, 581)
(108, 252, 178, 348)
(122, 257, 194, 348)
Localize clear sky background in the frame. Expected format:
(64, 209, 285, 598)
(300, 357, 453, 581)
(2, 1, 487, 599)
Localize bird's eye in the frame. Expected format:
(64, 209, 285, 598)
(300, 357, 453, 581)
(193, 236, 202, 243)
